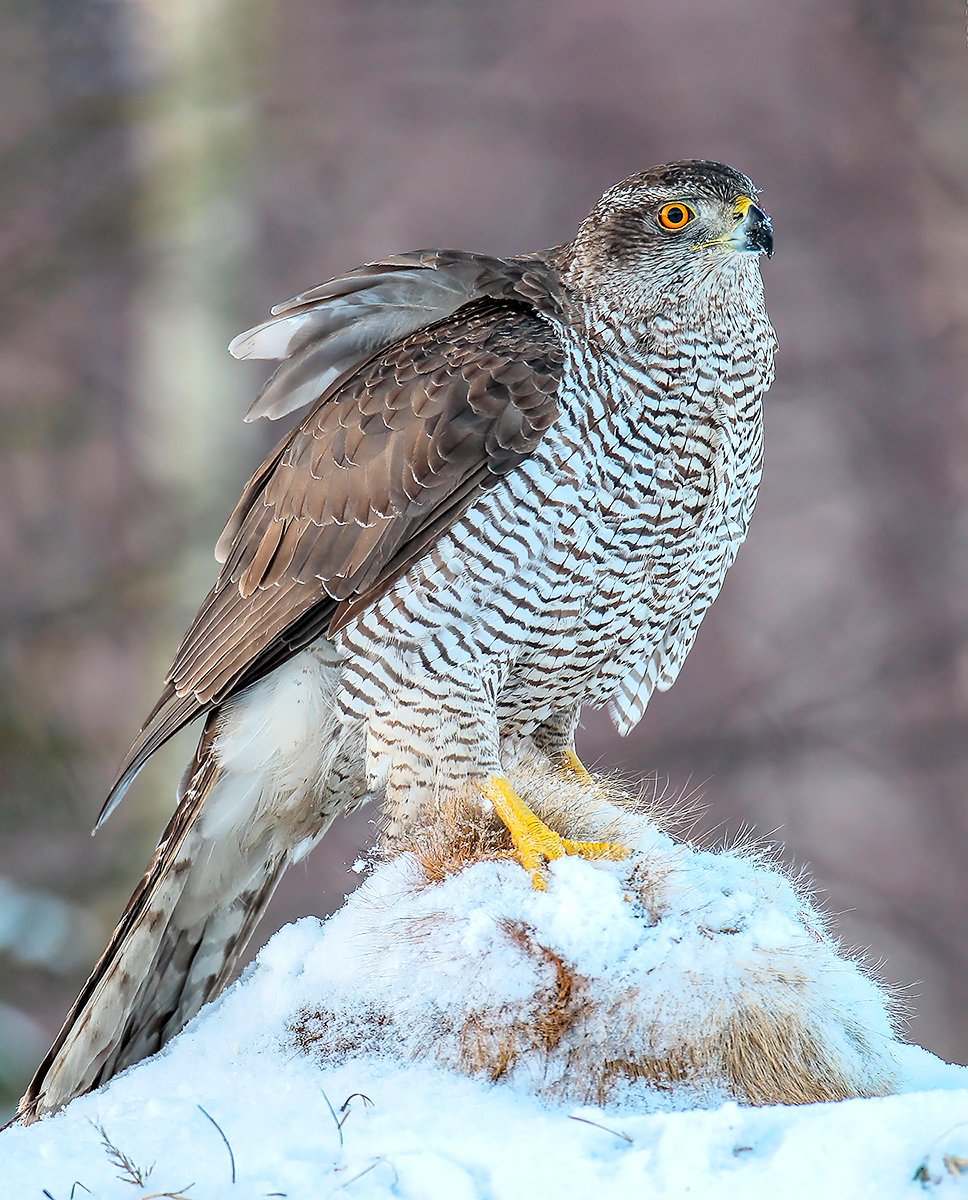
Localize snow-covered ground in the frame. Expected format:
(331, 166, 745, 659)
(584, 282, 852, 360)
(4, 773, 967, 1198)
(4, 1006, 966, 1200)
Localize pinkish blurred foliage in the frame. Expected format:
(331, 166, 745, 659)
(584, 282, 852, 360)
(1, 0, 965, 1110)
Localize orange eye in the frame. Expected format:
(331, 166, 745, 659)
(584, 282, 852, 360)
(657, 202, 696, 230)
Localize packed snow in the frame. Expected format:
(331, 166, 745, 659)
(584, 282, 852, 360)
(3, 771, 966, 1198)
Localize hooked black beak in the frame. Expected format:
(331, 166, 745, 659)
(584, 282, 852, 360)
(738, 202, 774, 258)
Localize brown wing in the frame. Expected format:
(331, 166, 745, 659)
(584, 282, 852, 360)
(227, 248, 565, 423)
(99, 284, 564, 824)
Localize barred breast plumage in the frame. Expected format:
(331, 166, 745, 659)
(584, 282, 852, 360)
(18, 159, 776, 1123)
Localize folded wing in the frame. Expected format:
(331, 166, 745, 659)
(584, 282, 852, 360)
(99, 252, 566, 824)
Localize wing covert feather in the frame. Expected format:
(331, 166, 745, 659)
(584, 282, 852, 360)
(206, 299, 563, 635)
(102, 268, 566, 821)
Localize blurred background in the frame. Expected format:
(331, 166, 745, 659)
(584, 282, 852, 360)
(1, 0, 965, 1114)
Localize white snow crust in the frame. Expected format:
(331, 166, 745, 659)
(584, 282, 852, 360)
(3, 777, 966, 1199)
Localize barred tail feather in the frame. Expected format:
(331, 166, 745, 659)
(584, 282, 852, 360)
(18, 744, 289, 1123)
(16, 646, 346, 1124)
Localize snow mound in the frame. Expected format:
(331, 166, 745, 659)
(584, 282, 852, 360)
(289, 765, 901, 1107)
(2, 765, 967, 1199)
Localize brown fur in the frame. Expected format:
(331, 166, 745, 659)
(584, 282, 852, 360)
(292, 766, 900, 1109)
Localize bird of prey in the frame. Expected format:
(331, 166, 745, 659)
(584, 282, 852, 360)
(18, 159, 775, 1123)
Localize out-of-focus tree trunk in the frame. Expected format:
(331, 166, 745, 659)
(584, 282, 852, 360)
(2, 0, 966, 1115)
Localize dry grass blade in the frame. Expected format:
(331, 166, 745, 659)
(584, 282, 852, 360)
(92, 1122, 153, 1188)
(320, 1088, 344, 1148)
(336, 1157, 397, 1190)
(339, 1093, 374, 1119)
(568, 1114, 633, 1143)
(197, 1105, 236, 1184)
(913, 1121, 968, 1187)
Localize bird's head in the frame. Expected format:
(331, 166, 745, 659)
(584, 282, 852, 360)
(562, 160, 773, 319)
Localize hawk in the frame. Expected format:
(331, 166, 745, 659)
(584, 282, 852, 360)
(18, 159, 775, 1122)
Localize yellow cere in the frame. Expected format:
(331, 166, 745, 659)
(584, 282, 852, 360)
(732, 195, 754, 221)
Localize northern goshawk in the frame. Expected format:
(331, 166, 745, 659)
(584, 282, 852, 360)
(18, 159, 775, 1122)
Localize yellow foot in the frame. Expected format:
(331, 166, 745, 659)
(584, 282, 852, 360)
(480, 775, 627, 891)
(559, 747, 592, 784)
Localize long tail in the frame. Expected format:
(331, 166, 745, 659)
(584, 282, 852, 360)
(16, 671, 343, 1124)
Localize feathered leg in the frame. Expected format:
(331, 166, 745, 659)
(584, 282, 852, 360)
(370, 678, 624, 891)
